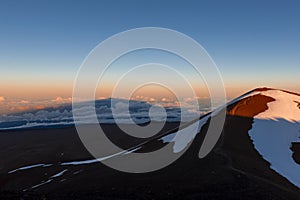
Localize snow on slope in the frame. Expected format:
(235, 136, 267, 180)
(7, 88, 300, 189)
(161, 115, 210, 153)
(159, 89, 263, 154)
(255, 90, 300, 122)
(248, 89, 300, 187)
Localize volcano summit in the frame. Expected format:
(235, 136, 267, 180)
(1, 88, 300, 199)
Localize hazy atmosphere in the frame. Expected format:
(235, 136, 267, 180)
(1, 1, 300, 199)
(1, 0, 300, 114)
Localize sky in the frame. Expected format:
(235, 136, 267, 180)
(0, 0, 300, 113)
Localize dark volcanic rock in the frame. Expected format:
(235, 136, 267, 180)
(1, 88, 300, 199)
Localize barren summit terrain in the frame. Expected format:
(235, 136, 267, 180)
(1, 88, 300, 199)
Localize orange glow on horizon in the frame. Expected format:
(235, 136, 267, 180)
(2, 80, 300, 114)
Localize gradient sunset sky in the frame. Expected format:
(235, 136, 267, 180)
(0, 0, 300, 113)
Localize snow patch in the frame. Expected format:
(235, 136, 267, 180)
(50, 169, 68, 178)
(8, 163, 53, 174)
(249, 119, 300, 187)
(249, 89, 300, 187)
(255, 90, 300, 122)
(123, 147, 142, 155)
(31, 179, 52, 189)
(161, 115, 210, 153)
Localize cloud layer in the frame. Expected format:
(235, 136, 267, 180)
(0, 98, 212, 130)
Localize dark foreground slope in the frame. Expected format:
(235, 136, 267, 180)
(1, 90, 300, 199)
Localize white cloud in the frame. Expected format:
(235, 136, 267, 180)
(0, 97, 212, 130)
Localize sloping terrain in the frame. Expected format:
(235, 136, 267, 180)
(1, 88, 300, 199)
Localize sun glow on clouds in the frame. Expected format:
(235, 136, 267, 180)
(52, 97, 72, 103)
(0, 94, 211, 115)
(129, 91, 210, 109)
(0, 97, 73, 114)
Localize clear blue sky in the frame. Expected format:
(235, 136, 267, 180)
(0, 0, 299, 99)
